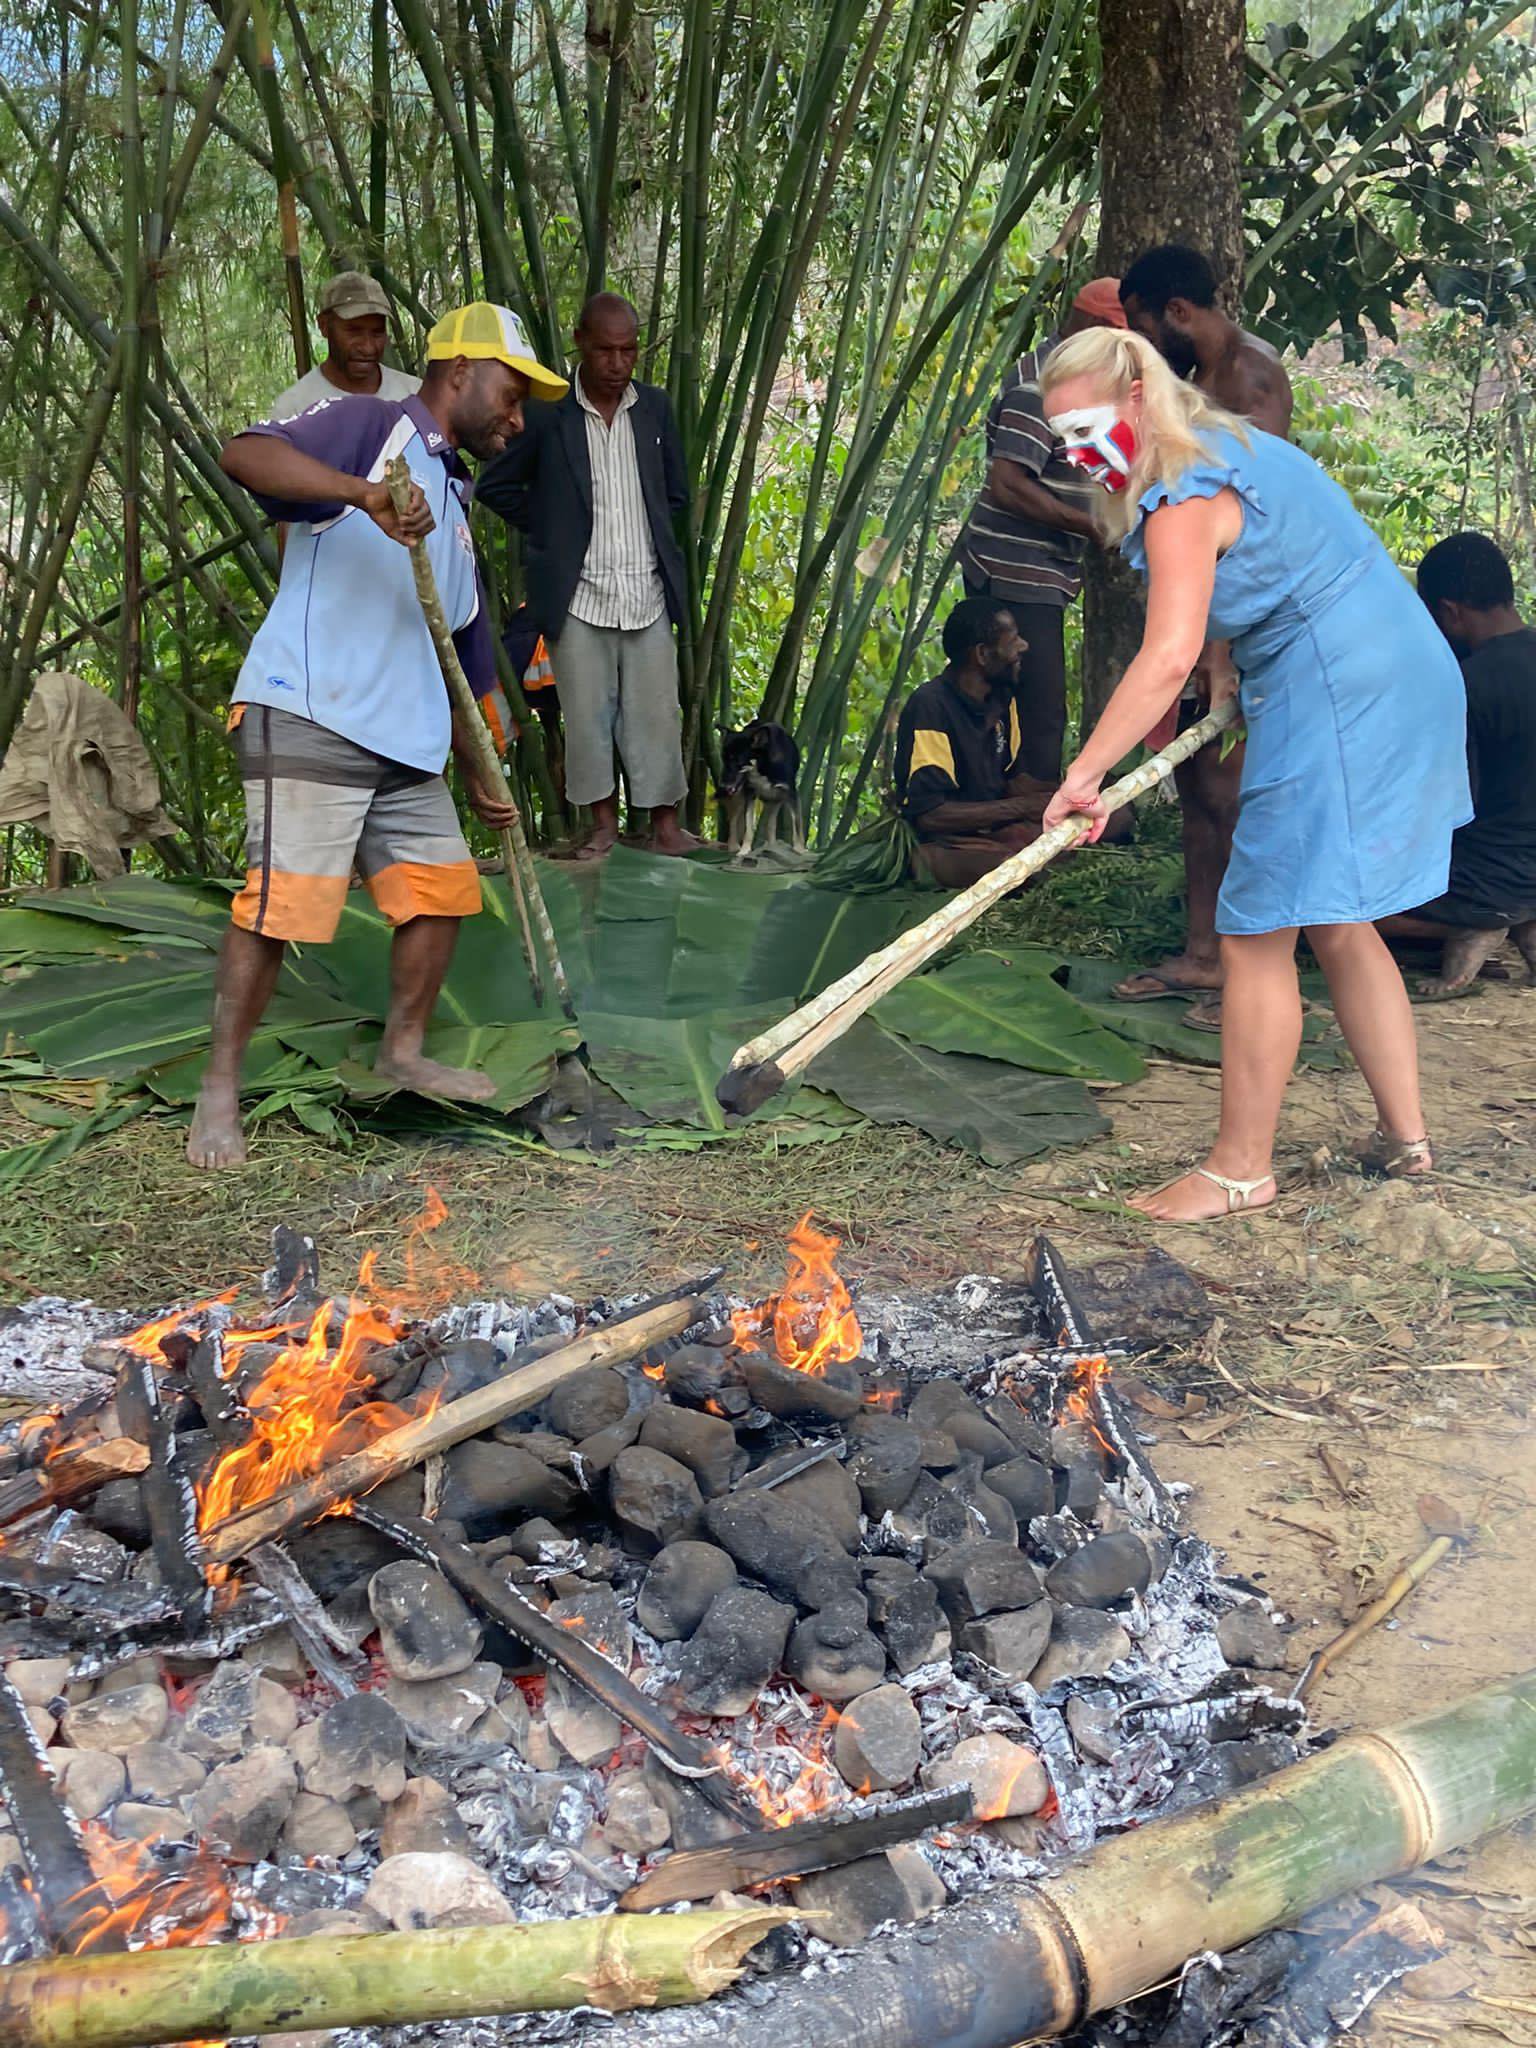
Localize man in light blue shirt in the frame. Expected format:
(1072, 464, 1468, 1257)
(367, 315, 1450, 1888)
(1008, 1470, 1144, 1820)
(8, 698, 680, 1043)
(188, 304, 567, 1170)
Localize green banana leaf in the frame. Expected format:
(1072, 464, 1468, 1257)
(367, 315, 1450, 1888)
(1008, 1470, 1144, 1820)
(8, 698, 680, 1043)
(582, 1009, 803, 1129)
(17, 875, 232, 946)
(808, 1017, 1108, 1165)
(1061, 958, 1349, 1070)
(0, 909, 163, 960)
(875, 949, 1146, 1085)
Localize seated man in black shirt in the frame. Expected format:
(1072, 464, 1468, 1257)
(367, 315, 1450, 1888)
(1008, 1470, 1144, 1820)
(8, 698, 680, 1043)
(895, 597, 1054, 888)
(1379, 532, 1536, 992)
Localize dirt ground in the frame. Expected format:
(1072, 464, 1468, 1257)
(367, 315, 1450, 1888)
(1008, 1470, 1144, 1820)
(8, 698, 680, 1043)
(3, 967, 1533, 2040)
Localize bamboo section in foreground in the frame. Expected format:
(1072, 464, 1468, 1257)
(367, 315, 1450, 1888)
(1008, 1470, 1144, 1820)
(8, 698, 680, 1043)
(616, 1665, 1536, 2048)
(716, 700, 1239, 1114)
(0, 1907, 793, 2048)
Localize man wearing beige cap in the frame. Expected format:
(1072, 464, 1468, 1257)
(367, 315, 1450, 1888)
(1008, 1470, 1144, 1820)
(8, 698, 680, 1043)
(268, 271, 421, 421)
(957, 278, 1127, 784)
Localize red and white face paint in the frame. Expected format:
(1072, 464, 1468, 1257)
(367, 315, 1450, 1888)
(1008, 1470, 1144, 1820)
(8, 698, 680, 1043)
(1047, 403, 1137, 494)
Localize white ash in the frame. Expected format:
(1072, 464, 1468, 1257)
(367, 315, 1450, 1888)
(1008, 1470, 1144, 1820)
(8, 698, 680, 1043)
(0, 1298, 123, 1405)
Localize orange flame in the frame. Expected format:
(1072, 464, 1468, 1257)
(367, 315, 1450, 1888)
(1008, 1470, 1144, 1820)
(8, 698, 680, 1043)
(118, 1293, 239, 1360)
(359, 1187, 478, 1317)
(731, 1214, 863, 1378)
(714, 1703, 849, 1827)
(62, 1822, 252, 1954)
(972, 1750, 1041, 1824)
(1062, 1354, 1116, 1461)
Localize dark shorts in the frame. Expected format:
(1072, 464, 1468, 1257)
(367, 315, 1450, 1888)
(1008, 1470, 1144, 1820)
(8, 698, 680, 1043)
(1414, 887, 1535, 931)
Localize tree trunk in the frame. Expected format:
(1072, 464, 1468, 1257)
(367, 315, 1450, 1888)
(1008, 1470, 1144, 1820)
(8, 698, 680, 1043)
(1081, 0, 1245, 728)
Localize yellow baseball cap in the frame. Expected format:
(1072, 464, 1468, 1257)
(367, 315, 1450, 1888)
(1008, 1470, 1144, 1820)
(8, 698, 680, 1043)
(426, 302, 569, 401)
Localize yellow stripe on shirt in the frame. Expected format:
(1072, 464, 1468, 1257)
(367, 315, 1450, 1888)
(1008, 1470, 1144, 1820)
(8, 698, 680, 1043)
(908, 729, 956, 784)
(1008, 698, 1022, 768)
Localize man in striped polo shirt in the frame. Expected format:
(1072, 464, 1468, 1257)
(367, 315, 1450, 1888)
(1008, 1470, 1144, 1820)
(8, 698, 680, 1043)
(958, 280, 1128, 785)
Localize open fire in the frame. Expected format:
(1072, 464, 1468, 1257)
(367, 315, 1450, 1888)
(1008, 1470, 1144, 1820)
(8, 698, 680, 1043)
(0, 1206, 1316, 2047)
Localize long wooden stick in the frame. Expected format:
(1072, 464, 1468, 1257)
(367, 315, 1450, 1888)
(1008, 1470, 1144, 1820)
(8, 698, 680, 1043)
(1291, 1534, 1455, 1702)
(383, 455, 576, 1019)
(0, 1907, 793, 2048)
(202, 1296, 698, 1562)
(717, 700, 1239, 1113)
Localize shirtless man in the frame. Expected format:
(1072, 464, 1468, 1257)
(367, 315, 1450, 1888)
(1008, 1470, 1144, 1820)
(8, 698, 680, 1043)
(1113, 245, 1294, 1029)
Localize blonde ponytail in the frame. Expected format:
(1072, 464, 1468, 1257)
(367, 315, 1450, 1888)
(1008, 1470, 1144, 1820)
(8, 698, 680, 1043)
(1040, 328, 1250, 541)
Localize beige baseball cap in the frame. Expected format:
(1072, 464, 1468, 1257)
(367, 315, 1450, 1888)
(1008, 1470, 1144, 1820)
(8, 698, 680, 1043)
(318, 271, 391, 319)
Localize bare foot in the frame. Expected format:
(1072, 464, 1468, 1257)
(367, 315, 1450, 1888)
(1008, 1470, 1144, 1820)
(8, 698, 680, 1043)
(1418, 925, 1507, 998)
(1129, 1165, 1276, 1222)
(647, 826, 708, 857)
(187, 1082, 247, 1169)
(1112, 953, 1223, 1002)
(375, 1051, 498, 1102)
(558, 825, 619, 863)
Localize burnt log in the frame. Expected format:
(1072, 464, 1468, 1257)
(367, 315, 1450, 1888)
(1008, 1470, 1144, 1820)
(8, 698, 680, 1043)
(0, 1437, 148, 1532)
(0, 1672, 121, 1954)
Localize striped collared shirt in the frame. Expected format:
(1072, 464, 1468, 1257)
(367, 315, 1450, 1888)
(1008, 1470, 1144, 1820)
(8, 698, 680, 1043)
(569, 374, 667, 631)
(958, 334, 1099, 609)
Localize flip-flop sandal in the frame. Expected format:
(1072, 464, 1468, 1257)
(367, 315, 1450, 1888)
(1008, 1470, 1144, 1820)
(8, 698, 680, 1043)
(1181, 996, 1223, 1033)
(1112, 971, 1222, 1004)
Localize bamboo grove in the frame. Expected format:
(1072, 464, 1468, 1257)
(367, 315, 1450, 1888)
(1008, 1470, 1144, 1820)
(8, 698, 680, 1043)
(0, 0, 1530, 863)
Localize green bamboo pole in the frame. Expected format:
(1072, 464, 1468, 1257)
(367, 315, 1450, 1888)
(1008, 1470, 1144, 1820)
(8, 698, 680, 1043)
(466, 0, 559, 346)
(587, 0, 638, 298)
(719, 702, 1238, 1113)
(615, 1666, 1536, 2048)
(382, 457, 574, 1018)
(118, 0, 145, 725)
(0, 1907, 792, 2048)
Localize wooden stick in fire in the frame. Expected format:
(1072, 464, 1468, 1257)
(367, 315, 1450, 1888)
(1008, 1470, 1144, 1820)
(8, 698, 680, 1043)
(383, 454, 575, 1021)
(201, 1295, 701, 1563)
(716, 700, 1240, 1115)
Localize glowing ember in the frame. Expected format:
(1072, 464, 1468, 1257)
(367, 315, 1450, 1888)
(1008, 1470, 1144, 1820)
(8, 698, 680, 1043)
(731, 1214, 863, 1378)
(715, 1703, 848, 1827)
(63, 1823, 249, 1954)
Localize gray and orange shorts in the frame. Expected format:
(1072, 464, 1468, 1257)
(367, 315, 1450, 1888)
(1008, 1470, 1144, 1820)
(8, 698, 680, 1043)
(230, 706, 481, 944)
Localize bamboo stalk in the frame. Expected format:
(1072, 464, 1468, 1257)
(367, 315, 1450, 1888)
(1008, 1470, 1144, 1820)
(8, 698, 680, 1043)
(613, 1665, 1536, 2048)
(0, 1907, 793, 2048)
(1292, 1535, 1456, 1702)
(719, 702, 1238, 1112)
(203, 1294, 699, 1561)
(383, 455, 574, 1018)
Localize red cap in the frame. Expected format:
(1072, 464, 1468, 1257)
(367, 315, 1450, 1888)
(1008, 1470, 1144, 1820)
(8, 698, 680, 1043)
(1072, 277, 1128, 328)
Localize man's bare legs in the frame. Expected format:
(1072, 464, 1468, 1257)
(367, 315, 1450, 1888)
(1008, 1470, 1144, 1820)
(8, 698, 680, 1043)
(1114, 740, 1241, 1010)
(1132, 918, 1430, 1223)
(186, 924, 287, 1168)
(189, 913, 491, 1170)
(1130, 927, 1295, 1221)
(375, 915, 497, 1101)
(646, 802, 704, 856)
(570, 793, 622, 861)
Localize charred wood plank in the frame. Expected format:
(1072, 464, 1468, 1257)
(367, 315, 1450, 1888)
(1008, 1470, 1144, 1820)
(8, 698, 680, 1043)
(0, 1555, 174, 1628)
(247, 1544, 361, 1698)
(355, 1503, 759, 1829)
(68, 1586, 283, 1685)
(202, 1296, 704, 1563)
(618, 1786, 971, 1909)
(112, 1354, 210, 1626)
(0, 1438, 149, 1532)
(0, 1672, 121, 1953)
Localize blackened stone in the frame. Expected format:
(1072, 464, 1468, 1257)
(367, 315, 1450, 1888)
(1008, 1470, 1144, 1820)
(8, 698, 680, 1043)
(1044, 1532, 1150, 1609)
(1071, 1247, 1213, 1351)
(918, 1428, 961, 1474)
(674, 1587, 793, 1715)
(797, 1846, 946, 1944)
(289, 1517, 398, 1600)
(609, 1447, 703, 1552)
(305, 1692, 408, 1803)
(1029, 1606, 1131, 1688)
(638, 1403, 739, 1498)
(739, 1351, 863, 1424)
(702, 1491, 857, 1608)
(368, 1563, 483, 1681)
(89, 1478, 152, 1549)
(502, 1430, 576, 1472)
(943, 1408, 1016, 1469)
(636, 1542, 738, 1642)
(846, 1418, 924, 1516)
(384, 1661, 502, 1745)
(505, 1518, 581, 1565)
(906, 1380, 969, 1431)
(785, 1599, 884, 1703)
(885, 1473, 971, 1553)
(1053, 1457, 1103, 1521)
(940, 1458, 1017, 1544)
(642, 1751, 737, 1849)
(980, 1396, 1051, 1462)
(1216, 1604, 1289, 1671)
(926, 1540, 1042, 1625)
(958, 1602, 1053, 1679)
(189, 1747, 296, 1863)
(832, 1684, 922, 1791)
(571, 1410, 642, 1480)
(988, 1454, 1054, 1522)
(663, 1346, 748, 1417)
(769, 1459, 863, 1552)
(439, 1441, 578, 1538)
(431, 1340, 504, 1401)
(546, 1367, 629, 1443)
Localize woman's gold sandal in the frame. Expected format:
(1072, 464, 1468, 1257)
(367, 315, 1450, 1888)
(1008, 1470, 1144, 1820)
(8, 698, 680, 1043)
(1190, 1167, 1276, 1213)
(1358, 1130, 1434, 1178)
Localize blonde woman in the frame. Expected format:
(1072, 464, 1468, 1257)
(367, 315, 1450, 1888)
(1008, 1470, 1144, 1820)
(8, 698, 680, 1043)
(1040, 329, 1470, 1222)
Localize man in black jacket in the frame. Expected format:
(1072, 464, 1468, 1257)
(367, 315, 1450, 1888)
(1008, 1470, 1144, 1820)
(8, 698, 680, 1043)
(477, 293, 696, 858)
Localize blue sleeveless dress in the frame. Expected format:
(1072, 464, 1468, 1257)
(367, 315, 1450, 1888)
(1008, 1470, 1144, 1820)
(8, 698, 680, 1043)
(1121, 428, 1471, 936)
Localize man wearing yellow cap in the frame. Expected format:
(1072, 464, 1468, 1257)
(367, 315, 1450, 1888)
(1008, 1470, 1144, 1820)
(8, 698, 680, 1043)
(188, 304, 567, 1171)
